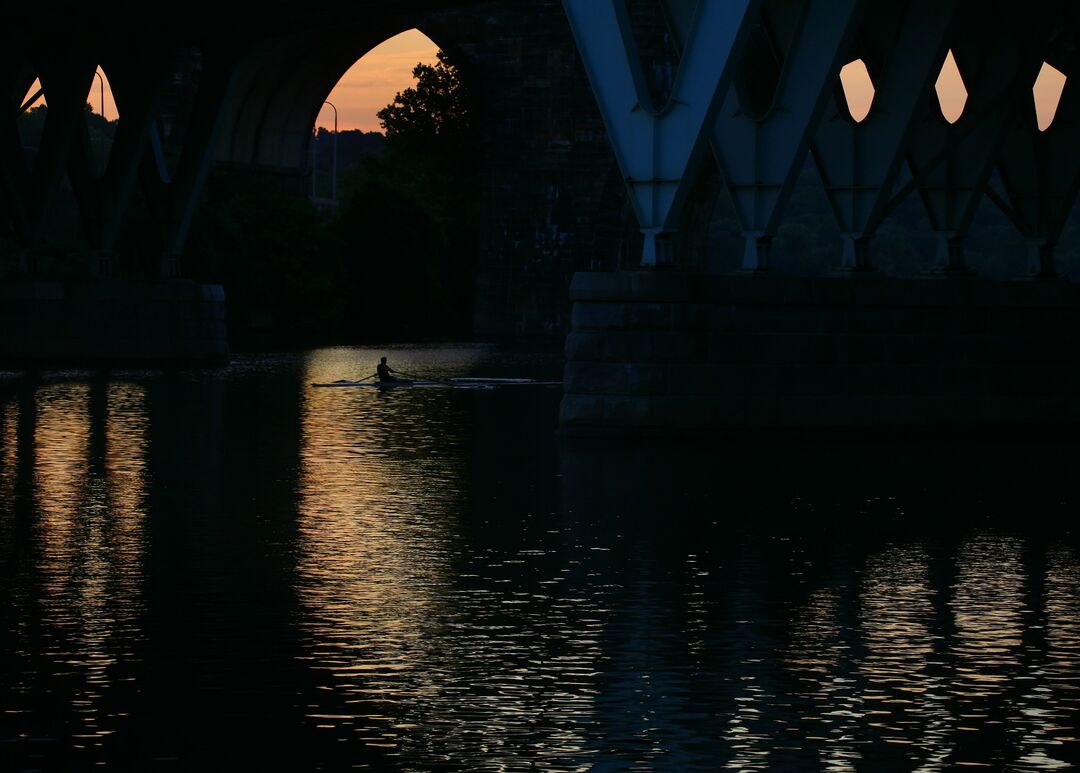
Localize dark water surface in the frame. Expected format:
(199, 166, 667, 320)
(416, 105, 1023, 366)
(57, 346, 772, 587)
(2, 345, 1080, 771)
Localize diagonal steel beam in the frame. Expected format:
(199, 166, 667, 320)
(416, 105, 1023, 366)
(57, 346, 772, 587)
(812, 0, 958, 270)
(906, 0, 1051, 272)
(669, 0, 862, 271)
(563, 0, 762, 266)
(994, 5, 1080, 276)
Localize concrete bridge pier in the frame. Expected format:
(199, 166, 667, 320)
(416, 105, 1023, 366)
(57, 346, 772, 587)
(0, 30, 236, 362)
(0, 279, 227, 362)
(561, 271, 1080, 435)
(559, 0, 1080, 435)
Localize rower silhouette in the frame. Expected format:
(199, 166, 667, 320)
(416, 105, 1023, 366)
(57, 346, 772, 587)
(376, 357, 398, 382)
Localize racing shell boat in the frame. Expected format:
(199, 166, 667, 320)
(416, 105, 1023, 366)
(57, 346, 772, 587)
(310, 378, 561, 389)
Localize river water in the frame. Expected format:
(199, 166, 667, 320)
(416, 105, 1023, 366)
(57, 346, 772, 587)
(1, 345, 1079, 771)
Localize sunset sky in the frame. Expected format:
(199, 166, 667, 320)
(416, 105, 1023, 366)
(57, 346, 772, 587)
(22, 30, 1067, 135)
(22, 29, 440, 134)
(318, 29, 440, 132)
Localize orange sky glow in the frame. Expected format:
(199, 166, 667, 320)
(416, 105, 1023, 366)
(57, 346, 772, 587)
(21, 35, 1068, 136)
(319, 29, 440, 132)
(20, 29, 439, 135)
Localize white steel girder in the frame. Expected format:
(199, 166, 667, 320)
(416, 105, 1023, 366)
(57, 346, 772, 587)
(66, 48, 174, 256)
(139, 48, 242, 265)
(562, 0, 762, 266)
(994, 12, 1080, 276)
(706, 0, 862, 271)
(812, 0, 957, 270)
(905, 2, 1050, 272)
(4, 57, 97, 244)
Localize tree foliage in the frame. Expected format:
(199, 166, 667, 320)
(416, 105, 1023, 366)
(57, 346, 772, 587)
(183, 48, 480, 344)
(377, 51, 471, 145)
(328, 49, 479, 339)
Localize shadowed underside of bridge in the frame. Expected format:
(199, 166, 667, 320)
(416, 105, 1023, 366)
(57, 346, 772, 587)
(558, 0, 1080, 434)
(3, 1, 1080, 434)
(1, 0, 614, 354)
(1, 1, 486, 265)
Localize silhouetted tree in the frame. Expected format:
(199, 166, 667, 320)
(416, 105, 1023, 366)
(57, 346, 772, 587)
(332, 50, 478, 340)
(377, 51, 471, 145)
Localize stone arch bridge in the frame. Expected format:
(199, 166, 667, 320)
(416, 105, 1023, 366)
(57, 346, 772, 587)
(3, 0, 612, 345)
(3, 0, 1080, 432)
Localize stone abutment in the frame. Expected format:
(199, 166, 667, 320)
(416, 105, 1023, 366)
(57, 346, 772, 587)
(560, 271, 1080, 435)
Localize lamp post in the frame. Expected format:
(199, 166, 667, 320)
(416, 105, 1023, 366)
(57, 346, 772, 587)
(93, 69, 106, 175)
(313, 100, 338, 202)
(325, 100, 338, 202)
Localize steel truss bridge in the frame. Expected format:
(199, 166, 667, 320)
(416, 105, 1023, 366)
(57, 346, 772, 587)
(3, 1, 1077, 277)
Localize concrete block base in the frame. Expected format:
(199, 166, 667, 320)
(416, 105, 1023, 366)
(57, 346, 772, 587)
(0, 280, 228, 362)
(560, 271, 1080, 435)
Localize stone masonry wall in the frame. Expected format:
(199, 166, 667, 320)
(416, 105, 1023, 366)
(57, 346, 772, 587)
(426, 0, 630, 338)
(0, 281, 228, 361)
(561, 271, 1080, 434)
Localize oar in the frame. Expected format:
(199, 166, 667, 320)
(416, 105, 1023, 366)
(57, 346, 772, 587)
(394, 369, 456, 387)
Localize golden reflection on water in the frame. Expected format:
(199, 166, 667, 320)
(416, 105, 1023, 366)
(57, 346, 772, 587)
(0, 398, 18, 518)
(950, 536, 1076, 770)
(1046, 548, 1080, 701)
(296, 350, 599, 768)
(860, 544, 950, 771)
(785, 584, 864, 772)
(1022, 547, 1080, 769)
(784, 545, 949, 771)
(951, 535, 1025, 697)
(721, 556, 781, 772)
(299, 351, 473, 758)
(782, 536, 1080, 771)
(297, 362, 457, 668)
(28, 381, 148, 753)
(34, 384, 91, 574)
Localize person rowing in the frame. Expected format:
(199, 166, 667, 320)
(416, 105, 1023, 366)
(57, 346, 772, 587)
(376, 356, 399, 383)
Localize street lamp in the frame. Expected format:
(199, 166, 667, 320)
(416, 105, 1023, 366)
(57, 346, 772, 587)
(93, 69, 106, 175)
(312, 100, 338, 202)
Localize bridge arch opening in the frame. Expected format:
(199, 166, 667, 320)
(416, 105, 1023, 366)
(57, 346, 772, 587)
(17, 77, 46, 171)
(185, 25, 482, 343)
(85, 67, 117, 176)
(17, 68, 117, 174)
(315, 28, 479, 340)
(839, 59, 875, 123)
(734, 22, 783, 121)
(20, 77, 45, 110)
(147, 47, 204, 183)
(934, 50, 968, 124)
(322, 29, 441, 135)
(1034, 62, 1067, 132)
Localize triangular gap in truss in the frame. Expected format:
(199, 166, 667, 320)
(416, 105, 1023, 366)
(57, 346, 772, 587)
(150, 47, 204, 182)
(962, 179, 1030, 279)
(732, 17, 783, 121)
(934, 50, 968, 124)
(985, 168, 1009, 203)
(35, 171, 85, 255)
(625, 0, 682, 110)
(839, 59, 875, 123)
(17, 78, 47, 173)
(879, 159, 939, 276)
(768, 153, 841, 276)
(86, 67, 119, 177)
(20, 78, 46, 111)
(703, 164, 742, 275)
(675, 159, 726, 268)
(110, 172, 162, 278)
(1033, 62, 1067, 132)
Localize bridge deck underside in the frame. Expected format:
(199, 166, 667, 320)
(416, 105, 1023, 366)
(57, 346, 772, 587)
(2, 0, 1079, 368)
